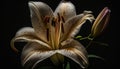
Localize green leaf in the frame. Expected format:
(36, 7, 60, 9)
(87, 37, 93, 40)
(76, 35, 94, 41)
(37, 66, 54, 69)
(91, 41, 109, 47)
(75, 35, 82, 39)
(65, 62, 70, 69)
(86, 41, 109, 49)
(88, 54, 104, 61)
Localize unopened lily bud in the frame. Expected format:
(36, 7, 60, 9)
(90, 7, 110, 37)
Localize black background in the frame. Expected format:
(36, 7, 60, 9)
(1, 0, 117, 69)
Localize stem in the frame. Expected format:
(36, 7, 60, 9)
(76, 35, 93, 41)
(86, 40, 93, 49)
(79, 37, 88, 40)
(86, 37, 94, 49)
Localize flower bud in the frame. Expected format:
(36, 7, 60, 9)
(90, 7, 110, 37)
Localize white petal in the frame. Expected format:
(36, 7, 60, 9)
(62, 12, 94, 41)
(21, 42, 56, 69)
(11, 27, 50, 52)
(59, 40, 88, 68)
(28, 1, 54, 42)
(54, 1, 76, 21)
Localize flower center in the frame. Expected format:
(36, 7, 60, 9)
(44, 13, 65, 49)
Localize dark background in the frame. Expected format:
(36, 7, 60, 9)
(1, 0, 117, 69)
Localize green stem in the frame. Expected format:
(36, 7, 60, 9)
(79, 37, 88, 40)
(86, 40, 93, 49)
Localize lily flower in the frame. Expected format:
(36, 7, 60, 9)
(11, 1, 94, 69)
(90, 7, 110, 37)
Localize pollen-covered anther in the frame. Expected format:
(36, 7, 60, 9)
(61, 16, 65, 23)
(43, 16, 50, 23)
(61, 23, 64, 33)
(46, 28, 49, 41)
(51, 17, 56, 27)
(57, 13, 61, 22)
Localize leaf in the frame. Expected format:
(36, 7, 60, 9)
(65, 62, 70, 69)
(50, 53, 64, 66)
(90, 41, 109, 47)
(75, 35, 82, 39)
(88, 54, 104, 61)
(37, 66, 54, 69)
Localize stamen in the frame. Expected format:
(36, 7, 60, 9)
(61, 16, 65, 23)
(44, 16, 50, 23)
(57, 13, 61, 22)
(46, 17, 50, 23)
(61, 23, 64, 33)
(51, 18, 56, 27)
(46, 28, 49, 41)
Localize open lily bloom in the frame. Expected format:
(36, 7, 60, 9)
(11, 1, 95, 69)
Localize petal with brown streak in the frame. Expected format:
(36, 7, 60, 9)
(11, 27, 50, 52)
(54, 1, 76, 21)
(28, 1, 54, 42)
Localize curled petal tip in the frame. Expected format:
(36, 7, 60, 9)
(10, 38, 19, 53)
(28, 1, 34, 7)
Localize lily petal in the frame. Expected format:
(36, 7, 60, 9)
(11, 27, 50, 52)
(62, 12, 94, 40)
(54, 1, 76, 21)
(28, 1, 54, 42)
(21, 42, 56, 69)
(59, 40, 88, 68)
(91, 7, 110, 37)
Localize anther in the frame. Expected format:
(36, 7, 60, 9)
(57, 13, 61, 22)
(46, 28, 49, 41)
(51, 18, 56, 27)
(61, 23, 64, 33)
(44, 16, 50, 23)
(61, 16, 65, 23)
